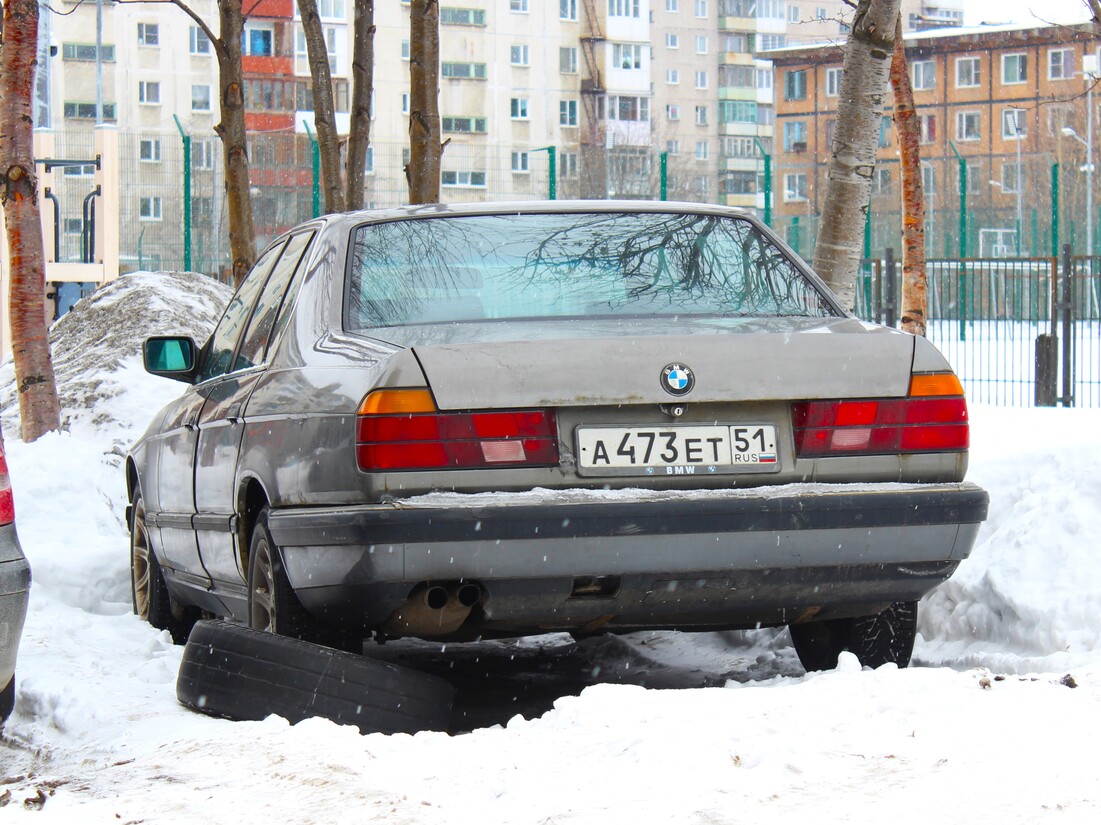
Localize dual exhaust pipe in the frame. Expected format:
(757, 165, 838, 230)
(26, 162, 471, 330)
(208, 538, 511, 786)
(382, 581, 483, 636)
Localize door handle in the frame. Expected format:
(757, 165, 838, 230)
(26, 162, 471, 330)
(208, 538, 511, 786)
(183, 414, 197, 431)
(226, 402, 243, 423)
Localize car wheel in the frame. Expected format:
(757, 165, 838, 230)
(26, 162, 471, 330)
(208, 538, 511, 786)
(248, 508, 345, 647)
(177, 620, 454, 734)
(130, 492, 196, 644)
(1, 675, 14, 724)
(789, 600, 918, 672)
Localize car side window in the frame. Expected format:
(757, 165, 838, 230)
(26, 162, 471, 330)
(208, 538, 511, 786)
(197, 241, 286, 383)
(234, 231, 314, 370)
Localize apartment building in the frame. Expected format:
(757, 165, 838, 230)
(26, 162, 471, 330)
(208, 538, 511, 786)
(770, 21, 1099, 258)
(24, 0, 969, 278)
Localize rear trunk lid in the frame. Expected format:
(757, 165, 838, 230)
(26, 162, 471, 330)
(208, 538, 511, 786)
(402, 317, 915, 410)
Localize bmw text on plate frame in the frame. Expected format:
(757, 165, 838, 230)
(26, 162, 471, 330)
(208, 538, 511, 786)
(127, 201, 988, 673)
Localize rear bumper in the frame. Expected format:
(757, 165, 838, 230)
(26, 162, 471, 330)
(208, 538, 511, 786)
(0, 524, 31, 688)
(268, 482, 988, 634)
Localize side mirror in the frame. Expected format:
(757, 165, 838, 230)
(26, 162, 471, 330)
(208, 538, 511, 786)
(143, 336, 198, 383)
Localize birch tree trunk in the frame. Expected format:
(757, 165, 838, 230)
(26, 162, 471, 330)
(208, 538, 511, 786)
(298, 0, 345, 214)
(811, 0, 901, 311)
(1, 0, 61, 441)
(345, 0, 374, 210)
(889, 14, 927, 336)
(407, 0, 441, 204)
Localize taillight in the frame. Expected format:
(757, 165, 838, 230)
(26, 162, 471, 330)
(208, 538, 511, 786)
(791, 372, 969, 458)
(356, 389, 559, 471)
(0, 449, 14, 525)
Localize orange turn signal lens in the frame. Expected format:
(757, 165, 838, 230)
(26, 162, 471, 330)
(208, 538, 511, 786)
(357, 388, 438, 416)
(908, 373, 964, 398)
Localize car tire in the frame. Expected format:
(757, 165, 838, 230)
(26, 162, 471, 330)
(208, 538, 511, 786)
(130, 492, 197, 645)
(176, 620, 455, 734)
(1, 675, 14, 724)
(789, 600, 918, 672)
(247, 508, 359, 651)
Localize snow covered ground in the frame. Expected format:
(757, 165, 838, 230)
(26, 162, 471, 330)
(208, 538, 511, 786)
(2, 273, 1101, 822)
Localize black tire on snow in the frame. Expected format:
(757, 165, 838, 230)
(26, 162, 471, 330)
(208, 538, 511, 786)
(177, 620, 455, 735)
(0, 675, 14, 724)
(130, 492, 198, 645)
(789, 600, 918, 672)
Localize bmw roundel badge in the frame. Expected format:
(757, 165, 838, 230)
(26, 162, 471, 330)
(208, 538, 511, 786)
(661, 363, 694, 396)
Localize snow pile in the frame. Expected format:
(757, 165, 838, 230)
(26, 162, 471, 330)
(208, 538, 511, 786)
(0, 271, 1100, 820)
(0, 270, 230, 436)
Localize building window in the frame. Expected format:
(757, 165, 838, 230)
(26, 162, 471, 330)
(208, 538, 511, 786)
(442, 170, 487, 187)
(720, 171, 757, 195)
(608, 0, 641, 17)
(694, 104, 708, 125)
(784, 69, 807, 101)
(695, 70, 708, 89)
(667, 68, 679, 84)
(194, 140, 215, 169)
(139, 196, 162, 221)
(783, 120, 808, 152)
(559, 152, 579, 179)
(609, 95, 649, 121)
(667, 139, 680, 154)
(1002, 53, 1027, 84)
(441, 62, 487, 78)
(1001, 161, 1023, 193)
(402, 40, 410, 60)
(719, 100, 757, 124)
(788, 4, 800, 22)
(189, 27, 211, 56)
(613, 43, 643, 69)
(511, 97, 529, 119)
(440, 8, 488, 25)
(243, 24, 274, 57)
(878, 115, 891, 147)
(510, 0, 529, 11)
(695, 176, 709, 195)
(666, 104, 680, 121)
(511, 45, 529, 66)
(560, 0, 578, 19)
(137, 23, 159, 47)
(560, 47, 578, 73)
(1003, 108, 1026, 139)
(319, 0, 346, 18)
(138, 81, 160, 105)
(696, 35, 708, 54)
(759, 34, 786, 51)
(1049, 48, 1075, 80)
(401, 93, 409, 114)
(757, 68, 772, 90)
(956, 56, 980, 88)
(139, 139, 161, 162)
(817, 7, 828, 20)
(911, 60, 935, 91)
(922, 163, 935, 195)
(784, 173, 808, 202)
(695, 140, 708, 160)
(665, 33, 679, 49)
(560, 99, 578, 126)
(825, 67, 842, 97)
(695, 0, 707, 17)
(872, 167, 891, 194)
(721, 136, 757, 158)
(956, 111, 980, 141)
(511, 151, 530, 172)
(191, 84, 212, 112)
(919, 114, 936, 144)
(442, 116, 489, 133)
(666, 0, 679, 9)
(62, 43, 116, 61)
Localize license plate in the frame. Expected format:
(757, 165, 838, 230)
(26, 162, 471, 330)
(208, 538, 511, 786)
(576, 425, 780, 476)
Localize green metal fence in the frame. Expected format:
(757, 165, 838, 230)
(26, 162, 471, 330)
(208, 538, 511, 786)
(857, 254, 1101, 408)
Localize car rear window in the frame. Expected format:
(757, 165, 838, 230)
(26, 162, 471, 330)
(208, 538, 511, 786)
(346, 212, 836, 328)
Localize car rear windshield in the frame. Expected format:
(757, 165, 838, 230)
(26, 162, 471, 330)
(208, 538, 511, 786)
(346, 212, 836, 328)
